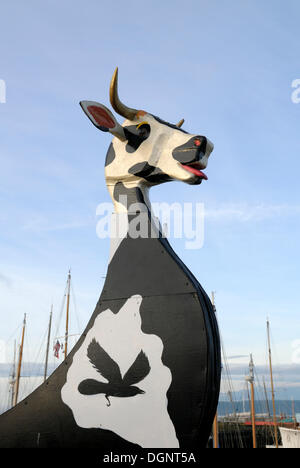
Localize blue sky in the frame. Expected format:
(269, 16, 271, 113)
(0, 0, 300, 395)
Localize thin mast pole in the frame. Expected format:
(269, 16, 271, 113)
(64, 270, 71, 359)
(267, 319, 279, 448)
(211, 292, 219, 448)
(292, 399, 296, 428)
(250, 382, 256, 448)
(246, 354, 257, 449)
(247, 382, 251, 413)
(250, 356, 257, 449)
(44, 305, 53, 382)
(13, 314, 26, 407)
(10, 340, 16, 408)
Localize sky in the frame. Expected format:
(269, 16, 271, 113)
(0, 0, 300, 402)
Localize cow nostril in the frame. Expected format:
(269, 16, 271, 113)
(194, 139, 201, 147)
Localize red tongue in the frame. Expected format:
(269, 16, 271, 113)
(181, 164, 208, 180)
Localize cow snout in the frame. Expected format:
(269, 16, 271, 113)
(172, 136, 212, 167)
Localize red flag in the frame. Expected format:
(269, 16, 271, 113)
(53, 340, 61, 358)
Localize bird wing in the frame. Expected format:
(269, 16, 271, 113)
(87, 338, 122, 384)
(122, 350, 151, 387)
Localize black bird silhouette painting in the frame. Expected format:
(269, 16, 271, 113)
(78, 338, 151, 407)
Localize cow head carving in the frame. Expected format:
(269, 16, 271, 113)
(80, 68, 214, 189)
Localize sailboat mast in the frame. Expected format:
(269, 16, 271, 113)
(211, 292, 219, 448)
(267, 319, 279, 448)
(10, 340, 16, 408)
(44, 305, 53, 382)
(246, 354, 257, 449)
(13, 314, 26, 407)
(292, 399, 297, 428)
(64, 270, 71, 359)
(246, 381, 251, 414)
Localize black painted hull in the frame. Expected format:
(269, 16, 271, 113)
(0, 234, 221, 448)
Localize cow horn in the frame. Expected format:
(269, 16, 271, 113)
(110, 68, 138, 120)
(177, 119, 184, 128)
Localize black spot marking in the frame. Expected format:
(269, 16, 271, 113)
(124, 124, 150, 153)
(144, 173, 173, 184)
(172, 136, 207, 164)
(112, 182, 158, 239)
(128, 162, 173, 185)
(128, 162, 156, 178)
(105, 143, 116, 166)
(151, 115, 188, 134)
(113, 182, 146, 210)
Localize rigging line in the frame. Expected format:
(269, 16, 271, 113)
(70, 281, 82, 334)
(269, 329, 291, 417)
(262, 377, 271, 418)
(4, 322, 23, 369)
(267, 325, 291, 419)
(221, 350, 238, 408)
(220, 339, 244, 448)
(263, 362, 275, 447)
(264, 330, 274, 422)
(213, 294, 243, 448)
(24, 314, 49, 370)
(53, 281, 68, 341)
(221, 376, 243, 447)
(1, 380, 11, 415)
(7, 341, 17, 411)
(253, 379, 265, 417)
(23, 322, 45, 397)
(5, 319, 24, 343)
(253, 366, 266, 415)
(253, 366, 275, 443)
(21, 330, 32, 399)
(26, 325, 49, 392)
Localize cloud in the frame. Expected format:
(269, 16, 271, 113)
(220, 363, 300, 399)
(204, 203, 300, 222)
(227, 362, 300, 379)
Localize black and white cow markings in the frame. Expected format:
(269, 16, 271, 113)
(113, 182, 146, 211)
(105, 143, 116, 166)
(0, 68, 220, 449)
(128, 162, 173, 184)
(123, 123, 151, 153)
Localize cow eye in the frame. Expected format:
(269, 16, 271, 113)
(137, 123, 150, 139)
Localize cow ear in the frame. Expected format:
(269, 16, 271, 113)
(80, 101, 126, 141)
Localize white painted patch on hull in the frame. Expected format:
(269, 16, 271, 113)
(61, 295, 179, 448)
